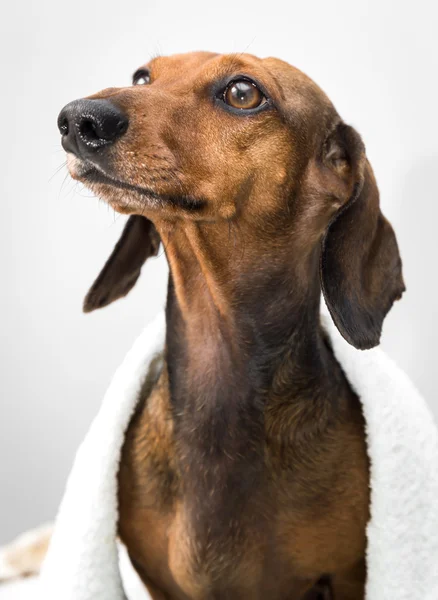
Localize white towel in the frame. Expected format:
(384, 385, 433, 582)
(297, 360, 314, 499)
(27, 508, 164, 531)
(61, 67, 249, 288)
(40, 311, 438, 600)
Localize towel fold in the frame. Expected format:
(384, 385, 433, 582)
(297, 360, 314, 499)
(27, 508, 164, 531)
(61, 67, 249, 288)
(40, 311, 438, 599)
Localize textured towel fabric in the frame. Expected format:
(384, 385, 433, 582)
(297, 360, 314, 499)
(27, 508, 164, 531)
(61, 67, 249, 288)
(40, 311, 438, 600)
(0, 578, 39, 600)
(40, 312, 165, 600)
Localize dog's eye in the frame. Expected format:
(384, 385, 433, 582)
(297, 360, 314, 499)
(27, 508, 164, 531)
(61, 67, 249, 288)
(133, 69, 151, 86)
(223, 80, 266, 110)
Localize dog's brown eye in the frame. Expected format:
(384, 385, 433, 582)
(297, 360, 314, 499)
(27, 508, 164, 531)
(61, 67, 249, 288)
(224, 80, 265, 110)
(133, 69, 151, 86)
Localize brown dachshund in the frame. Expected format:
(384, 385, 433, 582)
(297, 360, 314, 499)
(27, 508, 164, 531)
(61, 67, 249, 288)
(57, 52, 405, 600)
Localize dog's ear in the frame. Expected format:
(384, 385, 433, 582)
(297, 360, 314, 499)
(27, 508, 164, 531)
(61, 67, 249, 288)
(83, 215, 160, 313)
(319, 123, 405, 349)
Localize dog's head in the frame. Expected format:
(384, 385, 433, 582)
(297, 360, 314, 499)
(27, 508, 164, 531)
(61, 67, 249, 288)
(58, 51, 404, 349)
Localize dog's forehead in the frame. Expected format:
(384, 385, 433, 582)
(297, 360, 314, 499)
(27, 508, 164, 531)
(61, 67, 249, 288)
(145, 51, 219, 75)
(136, 52, 317, 96)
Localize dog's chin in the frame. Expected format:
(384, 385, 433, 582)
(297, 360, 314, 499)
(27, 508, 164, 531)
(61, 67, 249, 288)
(65, 154, 206, 215)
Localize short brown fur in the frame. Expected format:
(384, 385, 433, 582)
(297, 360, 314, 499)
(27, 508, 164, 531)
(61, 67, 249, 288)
(64, 52, 405, 599)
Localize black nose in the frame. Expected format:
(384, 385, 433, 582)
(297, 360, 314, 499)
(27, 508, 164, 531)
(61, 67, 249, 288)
(57, 99, 129, 157)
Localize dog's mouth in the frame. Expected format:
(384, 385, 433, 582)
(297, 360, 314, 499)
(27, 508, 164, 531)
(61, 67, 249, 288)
(66, 154, 206, 214)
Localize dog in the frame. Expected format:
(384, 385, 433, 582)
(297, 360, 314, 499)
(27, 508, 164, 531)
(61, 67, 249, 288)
(3, 51, 404, 599)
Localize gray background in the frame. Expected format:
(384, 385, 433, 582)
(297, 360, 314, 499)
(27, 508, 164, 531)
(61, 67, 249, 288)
(0, 0, 437, 543)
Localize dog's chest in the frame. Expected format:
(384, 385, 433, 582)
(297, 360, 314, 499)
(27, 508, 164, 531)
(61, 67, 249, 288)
(118, 368, 369, 600)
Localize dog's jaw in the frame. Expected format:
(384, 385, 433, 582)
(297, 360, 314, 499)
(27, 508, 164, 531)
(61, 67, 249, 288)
(65, 153, 207, 216)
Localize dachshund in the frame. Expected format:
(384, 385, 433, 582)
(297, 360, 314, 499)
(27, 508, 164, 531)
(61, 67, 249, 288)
(54, 52, 404, 599)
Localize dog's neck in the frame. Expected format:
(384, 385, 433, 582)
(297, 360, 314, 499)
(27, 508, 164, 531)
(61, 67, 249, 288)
(152, 214, 354, 543)
(154, 217, 343, 525)
(159, 216, 327, 389)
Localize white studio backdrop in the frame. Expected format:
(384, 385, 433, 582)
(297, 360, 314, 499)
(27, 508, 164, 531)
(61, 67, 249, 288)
(0, 0, 437, 543)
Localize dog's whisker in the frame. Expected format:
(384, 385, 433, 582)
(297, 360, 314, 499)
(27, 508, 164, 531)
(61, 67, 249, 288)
(48, 161, 67, 183)
(70, 180, 95, 202)
(58, 171, 72, 202)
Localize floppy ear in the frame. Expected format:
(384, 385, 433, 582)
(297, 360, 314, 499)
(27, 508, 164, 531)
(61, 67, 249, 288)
(319, 123, 405, 350)
(83, 215, 160, 313)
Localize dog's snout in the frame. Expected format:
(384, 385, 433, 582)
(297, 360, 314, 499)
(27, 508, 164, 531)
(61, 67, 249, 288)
(57, 99, 128, 156)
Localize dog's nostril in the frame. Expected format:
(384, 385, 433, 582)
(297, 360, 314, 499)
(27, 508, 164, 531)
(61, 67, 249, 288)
(59, 117, 69, 136)
(78, 116, 127, 147)
(79, 118, 100, 143)
(115, 119, 128, 135)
